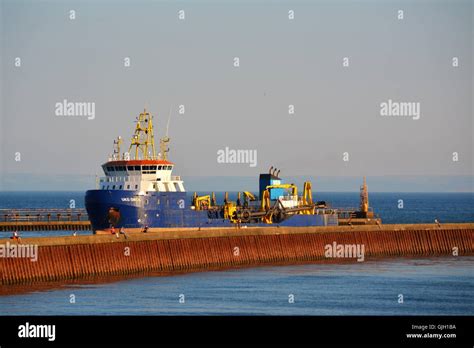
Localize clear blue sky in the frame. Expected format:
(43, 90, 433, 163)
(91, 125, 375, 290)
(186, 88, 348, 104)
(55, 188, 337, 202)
(1, 0, 472, 192)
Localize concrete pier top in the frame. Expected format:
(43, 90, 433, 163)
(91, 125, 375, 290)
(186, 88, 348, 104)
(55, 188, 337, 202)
(1, 223, 473, 247)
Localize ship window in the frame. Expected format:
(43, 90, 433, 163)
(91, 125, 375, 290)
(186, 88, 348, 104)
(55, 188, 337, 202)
(134, 166, 140, 171)
(151, 165, 157, 170)
(135, 185, 138, 189)
(149, 171, 156, 174)
(108, 166, 114, 171)
(127, 166, 134, 171)
(119, 185, 123, 189)
(112, 185, 116, 189)
(127, 185, 130, 189)
(143, 166, 150, 170)
(157, 166, 162, 170)
(168, 166, 173, 170)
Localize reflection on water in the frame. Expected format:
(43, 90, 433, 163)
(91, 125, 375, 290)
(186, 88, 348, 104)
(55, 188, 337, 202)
(0, 256, 472, 316)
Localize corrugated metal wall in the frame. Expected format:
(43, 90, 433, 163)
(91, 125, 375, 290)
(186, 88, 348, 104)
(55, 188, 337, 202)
(1, 228, 473, 285)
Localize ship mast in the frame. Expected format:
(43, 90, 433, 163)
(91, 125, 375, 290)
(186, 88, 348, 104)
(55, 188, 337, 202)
(112, 136, 122, 160)
(360, 176, 369, 213)
(128, 109, 157, 160)
(159, 136, 170, 160)
(158, 106, 173, 160)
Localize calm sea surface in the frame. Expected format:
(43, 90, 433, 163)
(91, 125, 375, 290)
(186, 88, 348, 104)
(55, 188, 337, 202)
(0, 257, 472, 315)
(0, 192, 472, 315)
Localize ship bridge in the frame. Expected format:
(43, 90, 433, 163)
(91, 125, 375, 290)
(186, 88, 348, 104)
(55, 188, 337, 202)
(99, 159, 185, 193)
(98, 108, 185, 193)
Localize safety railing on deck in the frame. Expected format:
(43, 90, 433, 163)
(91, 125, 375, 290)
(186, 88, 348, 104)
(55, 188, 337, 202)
(0, 209, 89, 222)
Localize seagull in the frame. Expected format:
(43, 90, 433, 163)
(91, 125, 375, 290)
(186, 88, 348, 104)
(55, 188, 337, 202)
(435, 219, 441, 227)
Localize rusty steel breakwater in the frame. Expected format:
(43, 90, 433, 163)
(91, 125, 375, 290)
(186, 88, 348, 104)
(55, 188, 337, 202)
(0, 223, 473, 285)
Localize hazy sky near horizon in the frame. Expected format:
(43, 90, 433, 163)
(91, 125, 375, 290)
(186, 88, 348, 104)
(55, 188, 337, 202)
(0, 0, 472, 191)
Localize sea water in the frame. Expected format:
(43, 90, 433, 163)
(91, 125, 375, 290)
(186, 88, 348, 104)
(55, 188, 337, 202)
(0, 192, 472, 315)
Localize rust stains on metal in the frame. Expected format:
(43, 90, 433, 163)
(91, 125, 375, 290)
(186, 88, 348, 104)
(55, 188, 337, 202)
(0, 224, 473, 285)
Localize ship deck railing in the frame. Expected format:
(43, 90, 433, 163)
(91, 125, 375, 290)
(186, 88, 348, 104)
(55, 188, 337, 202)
(0, 208, 89, 222)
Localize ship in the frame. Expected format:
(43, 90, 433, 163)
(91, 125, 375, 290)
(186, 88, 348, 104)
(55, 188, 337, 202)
(85, 109, 377, 233)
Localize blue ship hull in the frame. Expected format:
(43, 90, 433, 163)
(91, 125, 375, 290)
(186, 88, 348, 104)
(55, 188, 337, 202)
(85, 190, 338, 232)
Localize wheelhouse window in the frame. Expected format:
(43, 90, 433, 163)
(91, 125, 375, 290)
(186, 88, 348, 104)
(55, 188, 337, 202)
(142, 165, 157, 174)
